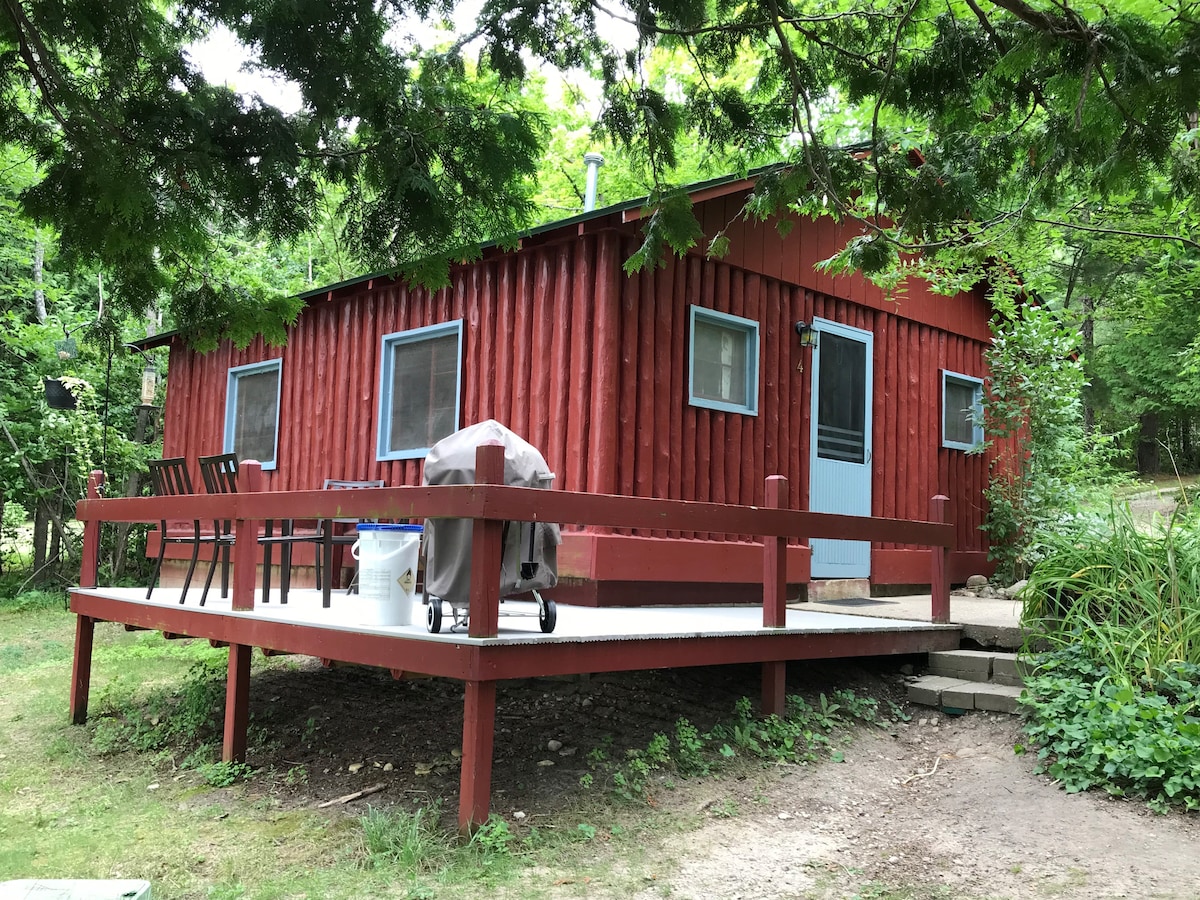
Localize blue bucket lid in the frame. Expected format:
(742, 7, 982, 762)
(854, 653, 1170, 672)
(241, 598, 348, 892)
(356, 523, 423, 532)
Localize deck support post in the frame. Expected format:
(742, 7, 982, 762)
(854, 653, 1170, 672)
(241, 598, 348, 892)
(930, 495, 951, 625)
(232, 461, 263, 612)
(69, 615, 96, 724)
(458, 679, 497, 833)
(222, 642, 252, 762)
(469, 442, 505, 639)
(761, 660, 787, 718)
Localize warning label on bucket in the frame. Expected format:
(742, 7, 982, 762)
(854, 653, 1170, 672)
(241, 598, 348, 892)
(397, 568, 415, 595)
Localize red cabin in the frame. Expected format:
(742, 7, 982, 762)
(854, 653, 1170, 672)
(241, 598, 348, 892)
(141, 174, 995, 603)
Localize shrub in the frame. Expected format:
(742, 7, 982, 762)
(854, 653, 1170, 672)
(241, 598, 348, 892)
(1020, 641, 1200, 811)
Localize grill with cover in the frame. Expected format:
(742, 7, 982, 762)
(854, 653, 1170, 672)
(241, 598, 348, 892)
(421, 420, 560, 633)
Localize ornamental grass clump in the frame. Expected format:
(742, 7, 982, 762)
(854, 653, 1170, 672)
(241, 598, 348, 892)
(1019, 506, 1200, 810)
(1021, 505, 1200, 682)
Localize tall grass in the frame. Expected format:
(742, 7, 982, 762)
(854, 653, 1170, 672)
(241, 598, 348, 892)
(1022, 504, 1200, 683)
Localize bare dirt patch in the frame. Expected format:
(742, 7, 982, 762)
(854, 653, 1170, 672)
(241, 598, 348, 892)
(635, 714, 1200, 899)
(237, 659, 1200, 899)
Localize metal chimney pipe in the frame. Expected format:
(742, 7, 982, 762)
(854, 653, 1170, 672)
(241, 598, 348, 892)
(583, 152, 604, 212)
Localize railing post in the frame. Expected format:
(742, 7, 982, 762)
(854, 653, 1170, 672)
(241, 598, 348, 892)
(761, 475, 789, 718)
(79, 470, 104, 589)
(930, 494, 951, 624)
(763, 475, 788, 627)
(232, 460, 263, 611)
(469, 442, 505, 638)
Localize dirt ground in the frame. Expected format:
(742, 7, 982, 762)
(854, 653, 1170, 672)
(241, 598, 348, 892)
(238, 659, 1200, 899)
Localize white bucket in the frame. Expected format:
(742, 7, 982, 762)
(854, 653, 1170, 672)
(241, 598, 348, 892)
(351, 524, 423, 626)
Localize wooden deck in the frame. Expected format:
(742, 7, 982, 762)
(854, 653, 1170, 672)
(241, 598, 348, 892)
(69, 451, 960, 830)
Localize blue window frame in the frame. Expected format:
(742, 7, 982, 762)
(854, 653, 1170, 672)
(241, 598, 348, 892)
(688, 306, 760, 416)
(377, 320, 464, 461)
(942, 370, 984, 450)
(224, 359, 282, 470)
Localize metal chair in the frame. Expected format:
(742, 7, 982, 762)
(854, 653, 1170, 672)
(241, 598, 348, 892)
(260, 479, 385, 608)
(146, 457, 206, 604)
(197, 453, 239, 605)
(320, 479, 386, 604)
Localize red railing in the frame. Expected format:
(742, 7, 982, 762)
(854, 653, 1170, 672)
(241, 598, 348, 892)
(77, 444, 956, 630)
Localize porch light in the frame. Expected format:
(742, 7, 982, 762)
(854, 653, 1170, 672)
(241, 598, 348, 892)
(794, 320, 818, 348)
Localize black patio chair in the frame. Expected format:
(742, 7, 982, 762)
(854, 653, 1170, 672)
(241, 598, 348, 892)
(146, 457, 208, 604)
(197, 452, 239, 606)
(261, 478, 385, 608)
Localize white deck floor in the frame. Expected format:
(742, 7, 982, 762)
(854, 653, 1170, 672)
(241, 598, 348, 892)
(77, 586, 958, 647)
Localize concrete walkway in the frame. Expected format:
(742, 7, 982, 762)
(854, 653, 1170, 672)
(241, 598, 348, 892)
(795, 593, 1026, 649)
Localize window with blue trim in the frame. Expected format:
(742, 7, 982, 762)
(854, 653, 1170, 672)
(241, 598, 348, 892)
(689, 306, 759, 415)
(942, 370, 984, 450)
(378, 320, 463, 460)
(225, 360, 282, 470)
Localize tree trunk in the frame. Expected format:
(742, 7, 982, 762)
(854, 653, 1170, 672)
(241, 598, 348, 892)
(33, 238, 46, 324)
(1137, 412, 1160, 475)
(1081, 296, 1095, 437)
(32, 462, 50, 584)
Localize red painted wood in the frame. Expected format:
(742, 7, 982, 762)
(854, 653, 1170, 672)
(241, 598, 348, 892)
(744, 273, 762, 519)
(636, 265, 655, 506)
(549, 248, 573, 480)
(471, 627, 962, 680)
(931, 495, 951, 623)
(157, 200, 997, 572)
(617, 258, 639, 515)
(591, 234, 621, 496)
(459, 679, 498, 831)
(223, 642, 252, 762)
(80, 470, 104, 588)
(70, 591, 477, 678)
(529, 253, 553, 453)
(512, 254, 533, 436)
(69, 614, 95, 724)
(567, 239, 594, 493)
(762, 660, 787, 717)
(469, 443, 505, 638)
(652, 258, 674, 534)
(763, 476, 788, 627)
(668, 253, 686, 512)
(227, 460, 261, 611)
(81, 483, 954, 554)
(478, 264, 497, 422)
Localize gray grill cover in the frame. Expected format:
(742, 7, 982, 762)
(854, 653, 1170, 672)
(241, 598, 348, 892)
(422, 420, 560, 606)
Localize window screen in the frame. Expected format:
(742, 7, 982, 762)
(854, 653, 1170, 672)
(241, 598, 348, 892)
(688, 307, 759, 415)
(378, 321, 463, 459)
(816, 331, 867, 463)
(943, 372, 983, 449)
(225, 362, 281, 468)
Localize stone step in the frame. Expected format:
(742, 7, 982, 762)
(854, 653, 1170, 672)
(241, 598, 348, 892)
(907, 675, 1025, 714)
(805, 578, 871, 602)
(927, 649, 1028, 687)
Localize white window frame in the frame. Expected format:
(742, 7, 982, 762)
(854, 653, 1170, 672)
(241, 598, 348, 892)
(376, 320, 464, 461)
(942, 370, 984, 451)
(688, 306, 760, 416)
(224, 359, 283, 471)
